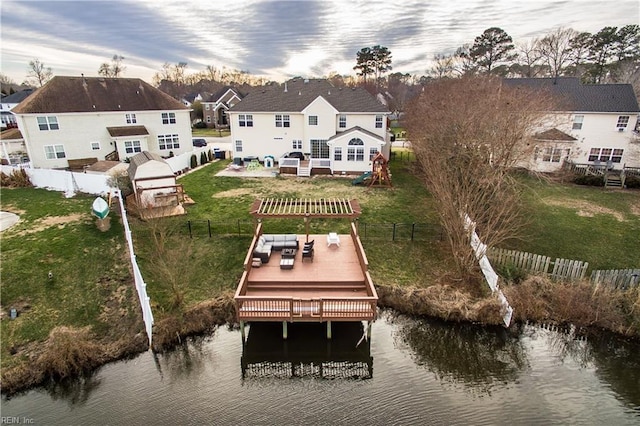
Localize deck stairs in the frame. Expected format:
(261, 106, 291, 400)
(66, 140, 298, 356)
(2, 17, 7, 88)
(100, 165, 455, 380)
(297, 166, 311, 177)
(604, 172, 623, 189)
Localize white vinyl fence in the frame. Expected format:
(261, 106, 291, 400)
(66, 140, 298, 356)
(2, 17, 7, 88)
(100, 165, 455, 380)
(165, 147, 211, 173)
(590, 269, 640, 290)
(463, 214, 513, 327)
(487, 247, 589, 282)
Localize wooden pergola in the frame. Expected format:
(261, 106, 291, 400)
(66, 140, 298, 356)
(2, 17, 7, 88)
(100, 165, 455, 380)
(250, 198, 362, 241)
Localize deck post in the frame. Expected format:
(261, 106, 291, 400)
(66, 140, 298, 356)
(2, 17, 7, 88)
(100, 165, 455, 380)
(327, 321, 332, 339)
(366, 321, 372, 339)
(283, 321, 288, 339)
(240, 321, 246, 343)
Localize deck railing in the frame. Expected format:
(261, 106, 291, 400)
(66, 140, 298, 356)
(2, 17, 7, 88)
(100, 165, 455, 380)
(236, 296, 377, 322)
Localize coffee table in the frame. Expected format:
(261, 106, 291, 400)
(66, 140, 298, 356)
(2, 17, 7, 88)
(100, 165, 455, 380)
(280, 258, 294, 270)
(281, 248, 297, 258)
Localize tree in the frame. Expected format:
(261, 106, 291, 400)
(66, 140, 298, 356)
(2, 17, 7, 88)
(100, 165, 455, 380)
(98, 55, 126, 77)
(566, 31, 592, 78)
(404, 77, 554, 279)
(26, 58, 53, 87)
(354, 47, 375, 83)
(371, 45, 393, 87)
(428, 53, 456, 79)
(467, 27, 517, 74)
(0, 73, 16, 95)
(536, 28, 578, 78)
(585, 26, 619, 83)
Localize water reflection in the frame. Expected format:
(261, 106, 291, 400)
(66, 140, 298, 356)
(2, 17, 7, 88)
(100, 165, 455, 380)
(387, 311, 528, 394)
(44, 372, 103, 408)
(241, 322, 373, 379)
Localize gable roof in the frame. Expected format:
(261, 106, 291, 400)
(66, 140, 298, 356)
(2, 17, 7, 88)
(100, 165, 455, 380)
(128, 151, 170, 180)
(503, 77, 640, 113)
(12, 76, 188, 114)
(1, 89, 35, 105)
(534, 128, 577, 141)
(230, 78, 388, 113)
(327, 126, 385, 143)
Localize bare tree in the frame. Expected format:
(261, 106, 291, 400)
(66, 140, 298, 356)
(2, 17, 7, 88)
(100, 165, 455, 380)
(537, 28, 579, 79)
(428, 53, 456, 79)
(404, 77, 554, 279)
(513, 39, 544, 77)
(26, 58, 53, 87)
(98, 55, 126, 77)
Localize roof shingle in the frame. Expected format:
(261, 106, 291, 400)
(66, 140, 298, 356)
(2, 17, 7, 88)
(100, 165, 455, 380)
(12, 76, 188, 114)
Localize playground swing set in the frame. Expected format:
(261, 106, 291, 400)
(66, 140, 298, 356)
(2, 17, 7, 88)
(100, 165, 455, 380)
(352, 152, 392, 187)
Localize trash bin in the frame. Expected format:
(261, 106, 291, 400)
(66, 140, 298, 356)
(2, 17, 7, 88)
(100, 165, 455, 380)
(233, 157, 243, 166)
(217, 151, 226, 160)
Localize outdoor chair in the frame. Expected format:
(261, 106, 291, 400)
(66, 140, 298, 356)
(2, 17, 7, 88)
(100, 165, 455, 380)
(302, 247, 314, 262)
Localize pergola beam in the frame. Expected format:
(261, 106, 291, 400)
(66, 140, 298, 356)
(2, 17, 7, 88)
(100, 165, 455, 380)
(250, 198, 361, 220)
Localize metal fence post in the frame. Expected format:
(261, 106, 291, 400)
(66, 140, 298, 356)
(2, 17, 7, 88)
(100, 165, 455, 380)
(208, 219, 212, 238)
(392, 223, 396, 241)
(238, 219, 241, 236)
(188, 220, 192, 238)
(411, 223, 415, 241)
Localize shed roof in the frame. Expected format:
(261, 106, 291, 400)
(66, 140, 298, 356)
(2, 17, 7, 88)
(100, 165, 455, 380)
(127, 151, 170, 180)
(534, 128, 578, 141)
(0, 128, 23, 140)
(107, 125, 149, 137)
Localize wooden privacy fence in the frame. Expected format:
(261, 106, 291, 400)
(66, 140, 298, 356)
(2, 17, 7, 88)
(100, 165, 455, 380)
(487, 247, 588, 282)
(590, 269, 640, 290)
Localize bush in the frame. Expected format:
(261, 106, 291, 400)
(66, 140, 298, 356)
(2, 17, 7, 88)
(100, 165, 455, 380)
(625, 175, 640, 189)
(200, 152, 207, 165)
(190, 154, 197, 169)
(574, 175, 604, 186)
(192, 121, 207, 129)
(496, 263, 528, 284)
(207, 150, 214, 162)
(0, 169, 32, 187)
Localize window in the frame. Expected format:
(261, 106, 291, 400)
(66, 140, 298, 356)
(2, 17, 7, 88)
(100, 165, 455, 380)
(541, 147, 563, 162)
(235, 140, 243, 152)
(348, 138, 364, 146)
(334, 147, 342, 161)
(309, 115, 318, 126)
(347, 147, 355, 161)
(205, 104, 210, 110)
(44, 144, 66, 159)
(91, 142, 101, 151)
(375, 115, 383, 128)
(206, 116, 211, 123)
(292, 139, 302, 150)
(158, 134, 180, 150)
(124, 140, 141, 154)
(125, 113, 137, 124)
(162, 112, 176, 124)
(572, 115, 584, 130)
(617, 115, 629, 129)
(356, 147, 365, 161)
(37, 116, 59, 131)
(239, 114, 253, 127)
(588, 147, 624, 163)
(275, 114, 290, 127)
(339, 115, 346, 128)
(310, 139, 329, 158)
(369, 147, 379, 160)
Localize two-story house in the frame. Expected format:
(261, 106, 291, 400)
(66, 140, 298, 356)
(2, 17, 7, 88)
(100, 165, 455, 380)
(228, 78, 390, 175)
(503, 78, 640, 172)
(12, 76, 192, 169)
(1, 88, 34, 129)
(202, 86, 245, 128)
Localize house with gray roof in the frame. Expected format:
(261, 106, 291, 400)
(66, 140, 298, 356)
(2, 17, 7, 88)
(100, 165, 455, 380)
(202, 86, 246, 129)
(12, 76, 192, 169)
(1, 88, 34, 129)
(503, 77, 640, 173)
(228, 78, 390, 175)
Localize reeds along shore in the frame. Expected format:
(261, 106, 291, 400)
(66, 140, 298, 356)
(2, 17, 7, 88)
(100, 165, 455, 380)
(1, 282, 638, 396)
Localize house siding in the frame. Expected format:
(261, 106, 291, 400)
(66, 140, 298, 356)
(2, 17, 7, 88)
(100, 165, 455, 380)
(16, 109, 192, 169)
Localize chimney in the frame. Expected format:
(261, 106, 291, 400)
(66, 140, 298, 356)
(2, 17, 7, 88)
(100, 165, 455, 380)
(81, 73, 87, 88)
(284, 82, 288, 92)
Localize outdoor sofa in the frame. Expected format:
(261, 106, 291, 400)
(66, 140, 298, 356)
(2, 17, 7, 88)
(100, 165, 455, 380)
(253, 234, 299, 263)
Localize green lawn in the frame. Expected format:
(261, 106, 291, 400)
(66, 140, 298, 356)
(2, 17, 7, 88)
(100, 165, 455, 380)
(2, 155, 639, 371)
(1, 188, 138, 369)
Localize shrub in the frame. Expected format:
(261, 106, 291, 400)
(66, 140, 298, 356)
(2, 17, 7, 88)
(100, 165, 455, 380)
(574, 174, 604, 186)
(496, 263, 528, 284)
(200, 152, 207, 165)
(192, 121, 207, 129)
(625, 175, 640, 189)
(190, 154, 197, 169)
(0, 169, 32, 187)
(207, 149, 214, 162)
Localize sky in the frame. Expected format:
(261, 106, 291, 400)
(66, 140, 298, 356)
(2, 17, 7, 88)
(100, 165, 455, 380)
(1, 0, 639, 85)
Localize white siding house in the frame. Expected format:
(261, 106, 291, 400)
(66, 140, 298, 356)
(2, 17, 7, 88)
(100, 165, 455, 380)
(12, 76, 192, 169)
(228, 78, 390, 175)
(504, 78, 640, 172)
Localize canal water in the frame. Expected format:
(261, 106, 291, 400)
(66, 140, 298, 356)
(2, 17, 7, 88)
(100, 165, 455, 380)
(2, 310, 639, 425)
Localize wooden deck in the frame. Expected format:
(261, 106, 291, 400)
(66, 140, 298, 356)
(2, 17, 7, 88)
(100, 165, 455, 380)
(235, 224, 378, 323)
